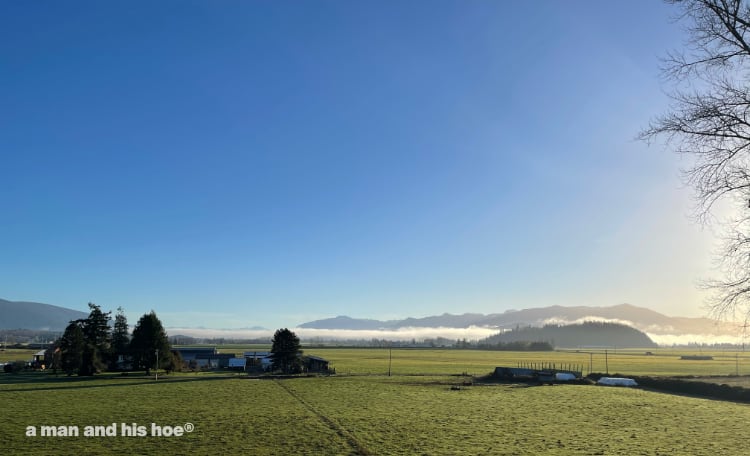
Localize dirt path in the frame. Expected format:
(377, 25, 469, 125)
(273, 379, 371, 456)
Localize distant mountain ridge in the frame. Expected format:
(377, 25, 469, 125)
(0, 299, 88, 330)
(299, 304, 737, 337)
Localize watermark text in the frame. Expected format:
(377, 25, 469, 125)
(26, 422, 195, 437)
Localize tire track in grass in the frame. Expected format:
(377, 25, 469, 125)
(274, 379, 371, 455)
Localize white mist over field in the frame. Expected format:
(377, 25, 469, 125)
(167, 326, 501, 342)
(166, 324, 745, 346)
(647, 333, 744, 346)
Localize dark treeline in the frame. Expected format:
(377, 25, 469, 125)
(481, 321, 657, 349)
(32, 304, 175, 376)
(168, 335, 271, 345)
(475, 341, 553, 351)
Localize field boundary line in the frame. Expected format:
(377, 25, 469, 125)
(273, 379, 371, 456)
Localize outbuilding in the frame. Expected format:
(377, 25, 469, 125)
(304, 355, 331, 373)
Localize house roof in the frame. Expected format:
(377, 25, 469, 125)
(243, 351, 271, 358)
(173, 347, 217, 355)
(306, 355, 328, 362)
(195, 353, 236, 359)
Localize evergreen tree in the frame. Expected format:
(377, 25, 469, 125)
(270, 328, 302, 374)
(81, 302, 111, 351)
(51, 347, 62, 375)
(59, 322, 85, 376)
(111, 306, 130, 369)
(130, 311, 172, 375)
(77, 303, 111, 375)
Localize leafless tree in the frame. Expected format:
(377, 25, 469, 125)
(640, 0, 750, 323)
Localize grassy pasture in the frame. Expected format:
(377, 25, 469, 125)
(6, 345, 750, 376)
(0, 348, 37, 364)
(4, 347, 750, 454)
(3, 371, 750, 455)
(294, 347, 750, 377)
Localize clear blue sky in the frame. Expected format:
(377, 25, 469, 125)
(0, 1, 716, 329)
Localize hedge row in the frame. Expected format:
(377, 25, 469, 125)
(634, 376, 750, 402)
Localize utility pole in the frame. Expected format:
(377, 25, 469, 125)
(605, 349, 609, 375)
(388, 346, 392, 377)
(155, 349, 159, 380)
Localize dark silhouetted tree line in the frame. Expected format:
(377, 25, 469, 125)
(56, 304, 173, 376)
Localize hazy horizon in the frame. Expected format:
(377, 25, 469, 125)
(1, 1, 720, 330)
(163, 325, 745, 347)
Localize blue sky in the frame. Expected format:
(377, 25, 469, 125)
(0, 1, 718, 329)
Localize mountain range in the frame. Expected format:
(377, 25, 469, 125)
(299, 304, 739, 337)
(0, 298, 741, 343)
(0, 298, 88, 330)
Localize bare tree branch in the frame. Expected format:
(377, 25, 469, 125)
(642, 0, 750, 322)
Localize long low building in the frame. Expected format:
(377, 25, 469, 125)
(243, 352, 332, 373)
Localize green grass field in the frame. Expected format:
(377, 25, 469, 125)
(301, 347, 750, 377)
(3, 348, 750, 455)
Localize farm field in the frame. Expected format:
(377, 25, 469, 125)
(6, 346, 750, 377)
(3, 348, 750, 455)
(2, 372, 750, 455)
(231, 346, 750, 377)
(0, 348, 36, 364)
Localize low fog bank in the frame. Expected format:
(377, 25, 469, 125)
(167, 325, 747, 346)
(647, 333, 746, 346)
(167, 326, 500, 342)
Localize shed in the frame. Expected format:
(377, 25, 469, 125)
(304, 355, 330, 373)
(228, 358, 247, 370)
